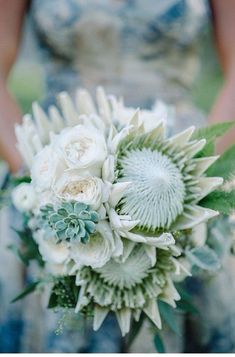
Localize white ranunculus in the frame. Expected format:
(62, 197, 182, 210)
(31, 144, 66, 192)
(12, 183, 37, 212)
(55, 125, 107, 175)
(34, 230, 70, 265)
(71, 221, 120, 269)
(53, 172, 109, 210)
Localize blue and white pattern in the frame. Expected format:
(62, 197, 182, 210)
(2, 0, 235, 353)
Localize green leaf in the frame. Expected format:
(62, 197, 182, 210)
(206, 144, 235, 181)
(154, 334, 165, 353)
(158, 301, 181, 336)
(192, 121, 235, 142)
(199, 190, 235, 215)
(10, 175, 31, 186)
(48, 291, 59, 309)
(195, 139, 215, 158)
(11, 227, 44, 267)
(176, 299, 198, 315)
(186, 246, 221, 271)
(175, 284, 199, 315)
(11, 281, 40, 303)
(47, 277, 79, 309)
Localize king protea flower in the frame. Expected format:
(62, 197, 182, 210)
(74, 245, 181, 336)
(116, 122, 223, 231)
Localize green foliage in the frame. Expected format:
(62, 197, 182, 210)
(10, 175, 31, 186)
(11, 281, 40, 303)
(193, 121, 235, 159)
(199, 190, 235, 215)
(195, 139, 215, 158)
(158, 301, 181, 336)
(175, 284, 199, 315)
(8, 227, 44, 267)
(206, 144, 235, 181)
(192, 121, 235, 142)
(39, 201, 99, 243)
(186, 246, 221, 271)
(154, 334, 165, 353)
(48, 276, 79, 309)
(0, 188, 12, 209)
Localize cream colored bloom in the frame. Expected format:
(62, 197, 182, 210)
(31, 145, 65, 192)
(71, 221, 122, 269)
(12, 183, 37, 212)
(55, 125, 107, 175)
(53, 172, 108, 210)
(34, 229, 69, 265)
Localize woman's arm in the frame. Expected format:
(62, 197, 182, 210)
(209, 0, 235, 153)
(0, 0, 28, 172)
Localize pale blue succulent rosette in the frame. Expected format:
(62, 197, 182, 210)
(5, 87, 235, 350)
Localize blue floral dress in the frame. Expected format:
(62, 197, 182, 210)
(1, 0, 235, 353)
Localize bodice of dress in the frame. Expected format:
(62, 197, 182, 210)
(30, 0, 209, 110)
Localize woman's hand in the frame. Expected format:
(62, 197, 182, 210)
(209, 0, 235, 153)
(0, 0, 27, 173)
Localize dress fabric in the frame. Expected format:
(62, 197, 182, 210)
(1, 0, 235, 353)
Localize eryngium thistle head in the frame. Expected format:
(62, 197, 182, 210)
(116, 125, 222, 231)
(39, 201, 99, 243)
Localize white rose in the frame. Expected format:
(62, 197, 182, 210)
(55, 125, 107, 175)
(53, 172, 109, 210)
(31, 145, 66, 192)
(71, 221, 117, 269)
(34, 230, 70, 265)
(12, 183, 37, 212)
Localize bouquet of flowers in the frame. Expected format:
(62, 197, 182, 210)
(4, 87, 235, 349)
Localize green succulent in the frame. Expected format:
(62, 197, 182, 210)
(39, 201, 99, 243)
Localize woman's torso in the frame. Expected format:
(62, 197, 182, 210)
(30, 0, 210, 114)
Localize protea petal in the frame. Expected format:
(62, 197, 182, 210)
(192, 156, 219, 176)
(160, 278, 181, 307)
(172, 205, 219, 230)
(32, 102, 52, 143)
(185, 139, 206, 158)
(143, 299, 162, 329)
(58, 92, 80, 126)
(116, 308, 132, 336)
(96, 87, 111, 124)
(93, 306, 109, 331)
(144, 245, 157, 266)
(109, 182, 131, 207)
(76, 89, 96, 115)
(168, 126, 195, 147)
(102, 155, 115, 182)
(197, 177, 223, 199)
(145, 233, 175, 248)
(49, 105, 65, 132)
(111, 125, 133, 153)
(129, 109, 142, 129)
